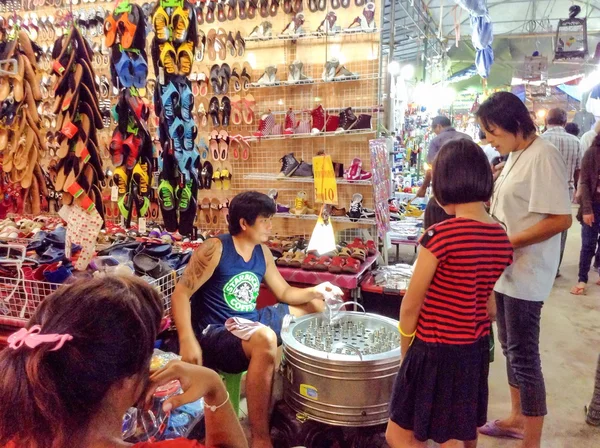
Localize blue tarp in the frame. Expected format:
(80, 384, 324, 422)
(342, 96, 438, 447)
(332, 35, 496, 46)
(456, 0, 494, 78)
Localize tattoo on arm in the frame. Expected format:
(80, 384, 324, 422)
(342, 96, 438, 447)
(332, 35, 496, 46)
(180, 239, 219, 292)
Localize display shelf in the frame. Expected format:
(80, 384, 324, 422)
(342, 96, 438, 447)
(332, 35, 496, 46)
(277, 254, 378, 290)
(244, 128, 376, 142)
(249, 73, 380, 89)
(246, 28, 379, 44)
(243, 173, 373, 185)
(273, 213, 376, 225)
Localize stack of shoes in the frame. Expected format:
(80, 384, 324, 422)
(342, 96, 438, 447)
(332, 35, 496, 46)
(0, 30, 50, 217)
(49, 25, 106, 221)
(106, 1, 155, 228)
(152, 0, 199, 236)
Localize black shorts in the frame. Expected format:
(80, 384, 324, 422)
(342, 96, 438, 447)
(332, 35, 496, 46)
(196, 303, 290, 374)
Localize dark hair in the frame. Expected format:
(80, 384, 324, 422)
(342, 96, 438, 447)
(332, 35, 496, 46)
(546, 108, 568, 126)
(0, 276, 164, 448)
(564, 122, 580, 136)
(432, 116, 452, 128)
(476, 92, 536, 138)
(432, 139, 493, 206)
(228, 191, 276, 235)
(478, 129, 487, 141)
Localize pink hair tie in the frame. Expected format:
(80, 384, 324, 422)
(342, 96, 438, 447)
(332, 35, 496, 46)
(8, 325, 73, 351)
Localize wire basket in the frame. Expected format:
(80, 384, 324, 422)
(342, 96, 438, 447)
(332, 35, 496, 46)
(0, 266, 186, 328)
(146, 267, 185, 319)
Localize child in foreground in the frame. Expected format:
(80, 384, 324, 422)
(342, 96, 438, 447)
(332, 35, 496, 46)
(386, 139, 514, 448)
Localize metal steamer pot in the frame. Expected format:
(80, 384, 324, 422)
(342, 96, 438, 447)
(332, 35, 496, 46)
(280, 311, 401, 427)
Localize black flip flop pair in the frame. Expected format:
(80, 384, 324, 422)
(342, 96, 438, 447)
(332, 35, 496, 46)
(209, 96, 232, 127)
(210, 63, 231, 95)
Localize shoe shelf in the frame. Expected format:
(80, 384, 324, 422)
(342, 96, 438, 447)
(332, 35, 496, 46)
(244, 128, 376, 142)
(249, 72, 380, 89)
(245, 28, 378, 44)
(243, 173, 372, 186)
(273, 212, 376, 226)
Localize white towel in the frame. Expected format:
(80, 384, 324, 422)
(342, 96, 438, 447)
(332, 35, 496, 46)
(225, 317, 266, 340)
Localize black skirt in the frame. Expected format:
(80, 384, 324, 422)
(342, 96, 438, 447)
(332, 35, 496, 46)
(389, 336, 490, 444)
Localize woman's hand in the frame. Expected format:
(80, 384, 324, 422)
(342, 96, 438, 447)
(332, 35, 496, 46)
(145, 360, 226, 412)
(583, 214, 595, 227)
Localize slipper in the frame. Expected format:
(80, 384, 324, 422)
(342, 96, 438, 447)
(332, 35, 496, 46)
(212, 166, 222, 190)
(210, 198, 221, 224)
(478, 420, 524, 440)
(153, 5, 171, 43)
(201, 161, 214, 189)
(159, 42, 178, 75)
(220, 199, 230, 223)
(200, 197, 211, 224)
(570, 285, 586, 295)
(230, 95, 243, 125)
(207, 29, 218, 61)
(210, 129, 220, 161)
(218, 130, 229, 160)
(177, 42, 195, 76)
(221, 164, 232, 190)
(172, 5, 191, 44)
(242, 94, 255, 125)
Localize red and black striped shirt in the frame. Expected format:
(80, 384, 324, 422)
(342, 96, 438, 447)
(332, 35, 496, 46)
(416, 218, 513, 345)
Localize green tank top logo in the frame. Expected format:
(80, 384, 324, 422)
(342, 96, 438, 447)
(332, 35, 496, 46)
(223, 272, 260, 312)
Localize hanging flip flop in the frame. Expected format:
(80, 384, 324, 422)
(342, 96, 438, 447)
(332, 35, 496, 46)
(172, 5, 191, 44)
(218, 130, 229, 160)
(200, 197, 212, 224)
(242, 94, 255, 124)
(210, 129, 220, 160)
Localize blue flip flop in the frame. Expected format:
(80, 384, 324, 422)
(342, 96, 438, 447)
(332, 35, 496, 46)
(183, 119, 198, 152)
(114, 51, 135, 88)
(131, 52, 148, 89)
(169, 118, 185, 152)
(161, 82, 180, 125)
(38, 246, 66, 264)
(179, 82, 194, 121)
(197, 137, 209, 159)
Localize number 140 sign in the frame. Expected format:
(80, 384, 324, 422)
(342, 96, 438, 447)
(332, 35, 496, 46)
(313, 154, 338, 205)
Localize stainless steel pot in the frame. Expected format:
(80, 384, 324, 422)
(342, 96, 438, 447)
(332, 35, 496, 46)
(280, 311, 401, 427)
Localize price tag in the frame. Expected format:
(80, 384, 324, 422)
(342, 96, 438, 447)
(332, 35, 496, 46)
(159, 67, 165, 85)
(111, 185, 119, 202)
(313, 155, 338, 205)
(138, 217, 147, 234)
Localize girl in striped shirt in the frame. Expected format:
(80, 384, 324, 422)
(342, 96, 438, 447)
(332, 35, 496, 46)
(386, 139, 513, 448)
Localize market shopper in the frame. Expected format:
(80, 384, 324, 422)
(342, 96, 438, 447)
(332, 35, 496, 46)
(541, 108, 582, 275)
(570, 134, 600, 295)
(0, 276, 248, 448)
(476, 92, 572, 448)
(565, 122, 581, 137)
(586, 354, 600, 426)
(479, 129, 500, 163)
(171, 191, 342, 448)
(386, 139, 513, 448)
(417, 116, 471, 228)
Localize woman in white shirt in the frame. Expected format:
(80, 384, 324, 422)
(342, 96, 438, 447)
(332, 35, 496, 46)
(476, 92, 572, 448)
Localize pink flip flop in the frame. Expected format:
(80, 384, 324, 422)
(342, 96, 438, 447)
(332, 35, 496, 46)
(478, 420, 524, 440)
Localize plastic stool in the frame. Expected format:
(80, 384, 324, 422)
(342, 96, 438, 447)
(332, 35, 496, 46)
(219, 370, 246, 416)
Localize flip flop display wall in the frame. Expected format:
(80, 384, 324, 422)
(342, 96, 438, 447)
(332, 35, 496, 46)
(106, 1, 155, 229)
(0, 0, 385, 242)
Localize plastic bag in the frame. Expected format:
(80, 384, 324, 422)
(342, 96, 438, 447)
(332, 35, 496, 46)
(123, 351, 205, 442)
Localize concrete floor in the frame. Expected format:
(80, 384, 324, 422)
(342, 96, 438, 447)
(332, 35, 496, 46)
(239, 214, 600, 447)
(480, 216, 600, 448)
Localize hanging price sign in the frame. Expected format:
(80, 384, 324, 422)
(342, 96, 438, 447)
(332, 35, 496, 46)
(313, 154, 338, 205)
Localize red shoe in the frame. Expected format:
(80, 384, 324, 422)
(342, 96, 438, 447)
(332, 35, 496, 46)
(301, 253, 319, 270)
(314, 255, 331, 271)
(284, 108, 296, 135)
(365, 240, 376, 256)
(253, 111, 276, 137)
(310, 104, 325, 134)
(342, 257, 361, 274)
(328, 255, 346, 273)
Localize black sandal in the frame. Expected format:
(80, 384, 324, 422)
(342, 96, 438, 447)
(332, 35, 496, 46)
(227, 0, 237, 20)
(219, 63, 231, 95)
(231, 65, 242, 92)
(210, 64, 222, 94)
(248, 0, 258, 18)
(260, 0, 269, 17)
(221, 96, 231, 127)
(239, 0, 248, 19)
(209, 96, 220, 126)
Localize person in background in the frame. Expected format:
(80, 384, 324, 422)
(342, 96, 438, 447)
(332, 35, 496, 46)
(171, 191, 342, 448)
(0, 276, 248, 448)
(386, 139, 513, 448)
(541, 108, 581, 275)
(581, 119, 600, 154)
(570, 134, 600, 295)
(416, 116, 472, 229)
(479, 129, 501, 163)
(565, 122, 581, 137)
(476, 92, 572, 448)
(586, 355, 600, 426)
